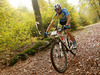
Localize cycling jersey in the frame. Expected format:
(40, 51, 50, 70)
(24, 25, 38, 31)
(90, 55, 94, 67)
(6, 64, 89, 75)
(52, 8, 69, 23)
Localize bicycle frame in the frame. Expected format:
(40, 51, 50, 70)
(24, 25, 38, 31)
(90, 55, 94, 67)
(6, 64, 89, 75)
(51, 28, 75, 55)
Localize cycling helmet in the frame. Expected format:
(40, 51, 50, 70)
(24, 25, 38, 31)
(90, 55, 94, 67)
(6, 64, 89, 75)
(53, 3, 61, 10)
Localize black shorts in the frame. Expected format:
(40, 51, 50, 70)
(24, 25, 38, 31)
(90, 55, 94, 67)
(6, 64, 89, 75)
(60, 21, 67, 25)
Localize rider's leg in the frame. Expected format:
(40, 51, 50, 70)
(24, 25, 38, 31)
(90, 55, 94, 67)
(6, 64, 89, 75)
(60, 21, 76, 45)
(58, 32, 64, 40)
(66, 29, 75, 41)
(66, 29, 77, 47)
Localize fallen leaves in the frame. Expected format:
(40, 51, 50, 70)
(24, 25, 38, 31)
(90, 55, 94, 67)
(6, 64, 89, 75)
(0, 23, 100, 75)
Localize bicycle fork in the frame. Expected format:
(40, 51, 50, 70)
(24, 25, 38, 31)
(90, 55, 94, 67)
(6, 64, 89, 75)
(59, 42, 63, 57)
(54, 42, 64, 58)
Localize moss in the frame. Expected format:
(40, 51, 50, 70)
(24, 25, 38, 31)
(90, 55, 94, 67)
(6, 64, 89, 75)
(45, 37, 51, 41)
(24, 49, 36, 55)
(9, 53, 27, 66)
(17, 53, 27, 60)
(9, 42, 45, 66)
(9, 56, 19, 66)
(32, 42, 44, 49)
(24, 48, 33, 54)
(23, 42, 44, 55)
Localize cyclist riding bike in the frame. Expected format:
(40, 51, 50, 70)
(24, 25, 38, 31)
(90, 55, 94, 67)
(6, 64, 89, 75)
(45, 3, 77, 49)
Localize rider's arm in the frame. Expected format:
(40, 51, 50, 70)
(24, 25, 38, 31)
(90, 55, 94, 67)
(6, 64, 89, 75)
(66, 15, 71, 25)
(46, 21, 54, 32)
(62, 8, 71, 25)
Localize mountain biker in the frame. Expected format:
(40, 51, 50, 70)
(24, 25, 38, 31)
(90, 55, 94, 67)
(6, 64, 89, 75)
(45, 3, 77, 49)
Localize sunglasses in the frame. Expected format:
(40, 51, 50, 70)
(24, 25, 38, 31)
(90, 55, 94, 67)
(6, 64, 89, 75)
(55, 9, 60, 11)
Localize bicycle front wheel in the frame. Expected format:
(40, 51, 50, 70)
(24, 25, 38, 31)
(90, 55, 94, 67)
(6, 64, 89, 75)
(50, 41, 67, 73)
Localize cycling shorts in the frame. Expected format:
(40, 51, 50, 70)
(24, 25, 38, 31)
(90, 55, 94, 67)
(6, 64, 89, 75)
(60, 21, 67, 25)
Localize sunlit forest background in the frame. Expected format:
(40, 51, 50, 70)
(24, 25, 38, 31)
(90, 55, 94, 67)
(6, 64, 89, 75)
(0, 0, 100, 56)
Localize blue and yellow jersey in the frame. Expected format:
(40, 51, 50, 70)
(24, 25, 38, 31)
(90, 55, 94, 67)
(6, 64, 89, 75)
(52, 8, 69, 22)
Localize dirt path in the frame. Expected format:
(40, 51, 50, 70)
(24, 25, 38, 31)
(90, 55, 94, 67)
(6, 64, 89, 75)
(0, 23, 100, 75)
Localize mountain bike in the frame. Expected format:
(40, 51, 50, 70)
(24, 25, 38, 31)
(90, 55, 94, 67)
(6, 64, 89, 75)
(50, 25, 77, 73)
(35, 22, 77, 73)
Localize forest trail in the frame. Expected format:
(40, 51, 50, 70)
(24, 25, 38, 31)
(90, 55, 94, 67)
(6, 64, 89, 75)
(0, 23, 100, 75)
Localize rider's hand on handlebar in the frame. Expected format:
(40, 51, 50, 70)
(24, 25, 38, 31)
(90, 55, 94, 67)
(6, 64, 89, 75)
(62, 24, 71, 30)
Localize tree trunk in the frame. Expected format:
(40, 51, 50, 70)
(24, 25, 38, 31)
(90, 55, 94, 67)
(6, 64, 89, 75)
(31, 0, 44, 37)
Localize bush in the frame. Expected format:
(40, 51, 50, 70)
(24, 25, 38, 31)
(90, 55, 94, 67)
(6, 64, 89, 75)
(79, 14, 93, 26)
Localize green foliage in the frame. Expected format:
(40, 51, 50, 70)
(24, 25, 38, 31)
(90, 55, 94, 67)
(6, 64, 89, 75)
(69, 7, 80, 30)
(0, 1, 37, 52)
(79, 0, 100, 24)
(38, 0, 57, 31)
(1, 0, 99, 52)
(79, 14, 93, 26)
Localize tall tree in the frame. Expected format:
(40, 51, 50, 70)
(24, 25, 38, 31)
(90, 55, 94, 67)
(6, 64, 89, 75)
(31, 0, 44, 36)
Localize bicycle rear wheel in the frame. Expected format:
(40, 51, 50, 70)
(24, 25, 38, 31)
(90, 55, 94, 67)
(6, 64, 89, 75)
(50, 41, 67, 73)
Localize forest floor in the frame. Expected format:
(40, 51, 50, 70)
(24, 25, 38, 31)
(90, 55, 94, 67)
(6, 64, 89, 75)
(0, 23, 100, 75)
